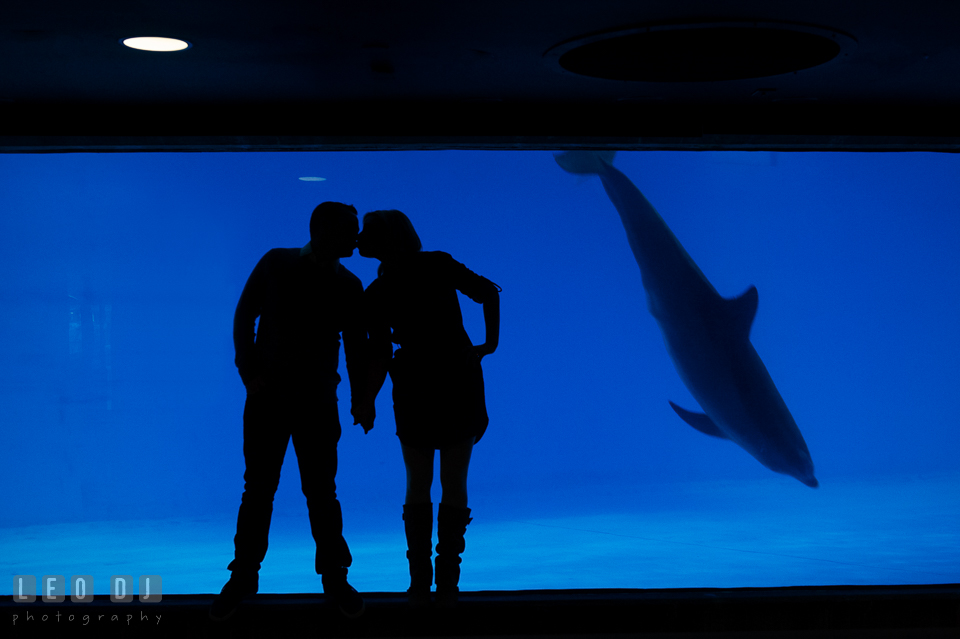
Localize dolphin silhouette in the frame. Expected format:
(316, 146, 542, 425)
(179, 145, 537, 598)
(555, 151, 818, 488)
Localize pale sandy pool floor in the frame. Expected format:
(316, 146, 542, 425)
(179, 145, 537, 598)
(3, 474, 958, 596)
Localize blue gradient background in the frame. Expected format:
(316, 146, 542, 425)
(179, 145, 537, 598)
(2, 151, 958, 594)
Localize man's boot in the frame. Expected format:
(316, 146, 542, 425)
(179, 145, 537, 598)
(209, 571, 258, 621)
(321, 566, 365, 619)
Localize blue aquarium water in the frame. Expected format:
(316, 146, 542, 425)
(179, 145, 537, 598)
(1, 150, 958, 596)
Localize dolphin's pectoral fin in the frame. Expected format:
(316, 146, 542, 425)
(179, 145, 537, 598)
(669, 401, 730, 439)
(726, 285, 759, 338)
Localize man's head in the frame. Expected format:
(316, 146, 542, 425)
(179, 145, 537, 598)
(310, 202, 359, 259)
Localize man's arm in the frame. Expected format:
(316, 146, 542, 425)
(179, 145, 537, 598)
(349, 281, 394, 433)
(342, 279, 374, 431)
(233, 252, 269, 391)
(353, 352, 390, 434)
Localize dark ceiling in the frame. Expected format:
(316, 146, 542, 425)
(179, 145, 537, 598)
(3, 1, 960, 151)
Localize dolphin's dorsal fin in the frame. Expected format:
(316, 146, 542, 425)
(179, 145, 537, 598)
(726, 285, 758, 338)
(669, 401, 730, 439)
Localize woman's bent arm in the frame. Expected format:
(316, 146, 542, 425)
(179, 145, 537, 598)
(476, 291, 500, 359)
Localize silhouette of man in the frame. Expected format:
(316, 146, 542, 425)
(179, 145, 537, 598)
(210, 202, 372, 622)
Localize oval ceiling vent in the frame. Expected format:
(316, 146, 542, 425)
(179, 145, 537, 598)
(545, 22, 855, 82)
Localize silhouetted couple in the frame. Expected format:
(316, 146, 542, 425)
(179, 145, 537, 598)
(210, 202, 500, 622)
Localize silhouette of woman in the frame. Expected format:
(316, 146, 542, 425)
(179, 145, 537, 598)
(357, 209, 500, 607)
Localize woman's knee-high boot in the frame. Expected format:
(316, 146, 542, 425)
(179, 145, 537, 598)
(402, 503, 433, 606)
(435, 504, 472, 607)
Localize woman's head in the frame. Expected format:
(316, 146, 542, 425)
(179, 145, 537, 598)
(358, 209, 422, 260)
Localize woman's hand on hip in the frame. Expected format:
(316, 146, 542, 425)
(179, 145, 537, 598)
(472, 343, 495, 361)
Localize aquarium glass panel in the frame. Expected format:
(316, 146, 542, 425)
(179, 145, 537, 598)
(2, 151, 958, 595)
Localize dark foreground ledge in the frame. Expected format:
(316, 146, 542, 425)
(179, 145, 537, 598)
(4, 585, 959, 638)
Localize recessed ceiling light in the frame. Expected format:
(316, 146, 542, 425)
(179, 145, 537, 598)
(545, 22, 855, 82)
(121, 37, 190, 52)
(299, 177, 327, 182)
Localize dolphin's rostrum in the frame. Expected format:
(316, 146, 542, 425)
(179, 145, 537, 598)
(555, 151, 818, 488)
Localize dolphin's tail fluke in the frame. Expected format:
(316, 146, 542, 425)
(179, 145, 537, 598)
(554, 150, 616, 175)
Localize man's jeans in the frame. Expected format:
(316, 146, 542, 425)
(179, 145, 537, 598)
(227, 383, 352, 577)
